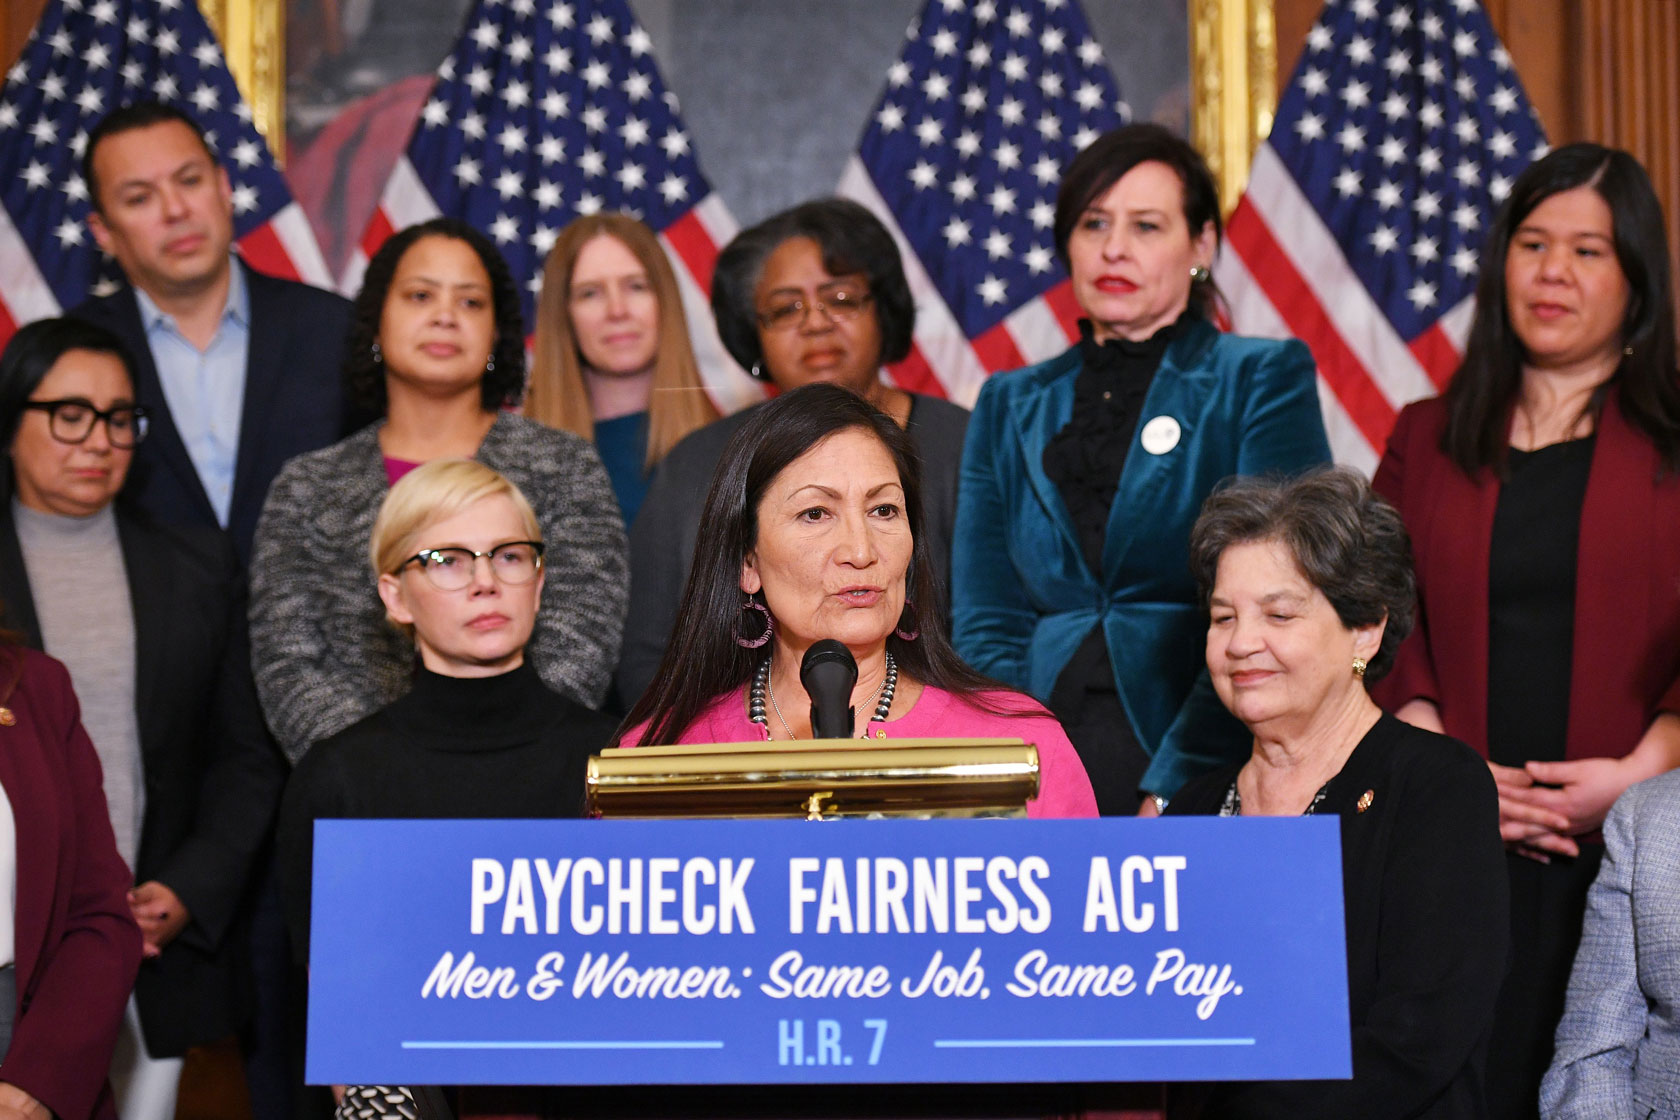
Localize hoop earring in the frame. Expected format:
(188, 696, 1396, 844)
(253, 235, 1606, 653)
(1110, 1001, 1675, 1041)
(735, 594, 773, 648)
(1352, 656, 1368, 680)
(895, 600, 920, 642)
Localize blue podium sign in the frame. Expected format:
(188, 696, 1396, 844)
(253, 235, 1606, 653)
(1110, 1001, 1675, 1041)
(307, 818, 1349, 1085)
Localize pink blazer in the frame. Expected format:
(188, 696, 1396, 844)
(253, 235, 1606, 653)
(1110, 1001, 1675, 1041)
(624, 684, 1099, 818)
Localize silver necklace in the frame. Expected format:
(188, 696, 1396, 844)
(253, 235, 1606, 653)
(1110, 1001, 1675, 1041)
(750, 652, 897, 739)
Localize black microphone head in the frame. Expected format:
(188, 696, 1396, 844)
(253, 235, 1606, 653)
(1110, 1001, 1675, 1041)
(801, 640, 858, 739)
(801, 639, 857, 682)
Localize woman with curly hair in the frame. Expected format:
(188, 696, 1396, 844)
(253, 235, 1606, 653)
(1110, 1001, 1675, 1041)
(249, 218, 628, 763)
(614, 198, 970, 705)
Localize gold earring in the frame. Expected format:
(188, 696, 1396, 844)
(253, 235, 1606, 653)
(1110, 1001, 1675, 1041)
(1352, 656, 1368, 680)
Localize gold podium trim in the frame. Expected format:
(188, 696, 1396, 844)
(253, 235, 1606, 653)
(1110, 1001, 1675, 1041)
(588, 738, 1041, 820)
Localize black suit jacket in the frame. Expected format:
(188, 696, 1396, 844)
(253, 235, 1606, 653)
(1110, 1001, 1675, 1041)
(68, 260, 357, 565)
(0, 500, 287, 1057)
(1166, 715, 1508, 1120)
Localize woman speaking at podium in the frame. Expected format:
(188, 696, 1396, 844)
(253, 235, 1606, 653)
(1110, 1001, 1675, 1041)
(279, 460, 618, 1117)
(615, 384, 1096, 819)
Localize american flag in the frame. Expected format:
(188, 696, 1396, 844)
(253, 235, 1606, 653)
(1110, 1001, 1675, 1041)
(1217, 0, 1547, 472)
(0, 0, 333, 342)
(839, 0, 1128, 404)
(345, 0, 757, 411)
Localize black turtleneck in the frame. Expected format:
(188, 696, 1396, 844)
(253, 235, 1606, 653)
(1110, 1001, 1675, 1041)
(277, 660, 618, 959)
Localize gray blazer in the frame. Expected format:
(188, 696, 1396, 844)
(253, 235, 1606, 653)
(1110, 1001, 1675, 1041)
(1542, 768, 1680, 1119)
(250, 413, 628, 762)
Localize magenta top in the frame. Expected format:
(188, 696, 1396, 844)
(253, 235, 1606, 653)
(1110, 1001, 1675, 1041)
(383, 456, 422, 486)
(623, 685, 1098, 819)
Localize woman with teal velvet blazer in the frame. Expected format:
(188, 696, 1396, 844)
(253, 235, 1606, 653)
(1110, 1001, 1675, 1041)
(953, 124, 1331, 815)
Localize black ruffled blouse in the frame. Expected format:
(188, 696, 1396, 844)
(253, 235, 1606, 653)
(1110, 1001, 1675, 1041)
(1042, 313, 1195, 574)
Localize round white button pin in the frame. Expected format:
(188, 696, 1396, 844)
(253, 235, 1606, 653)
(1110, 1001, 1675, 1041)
(1140, 415, 1181, 455)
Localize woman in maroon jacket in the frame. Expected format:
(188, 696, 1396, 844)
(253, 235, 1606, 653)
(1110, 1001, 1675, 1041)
(0, 642, 140, 1119)
(1373, 143, 1680, 1119)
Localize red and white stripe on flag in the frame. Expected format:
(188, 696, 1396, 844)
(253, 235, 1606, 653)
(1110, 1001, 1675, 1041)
(839, 157, 1082, 410)
(1217, 145, 1473, 475)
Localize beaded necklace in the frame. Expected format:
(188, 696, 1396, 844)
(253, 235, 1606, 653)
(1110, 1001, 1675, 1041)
(748, 652, 898, 739)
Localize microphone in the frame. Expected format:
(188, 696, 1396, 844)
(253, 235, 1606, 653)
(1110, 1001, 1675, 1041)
(801, 640, 858, 739)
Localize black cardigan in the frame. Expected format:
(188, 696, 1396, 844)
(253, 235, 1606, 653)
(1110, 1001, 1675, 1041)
(277, 661, 618, 962)
(1165, 714, 1508, 1120)
(0, 499, 283, 1059)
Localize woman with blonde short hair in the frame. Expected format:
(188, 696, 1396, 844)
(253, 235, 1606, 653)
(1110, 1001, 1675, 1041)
(277, 459, 617, 1116)
(279, 458, 615, 960)
(525, 213, 719, 524)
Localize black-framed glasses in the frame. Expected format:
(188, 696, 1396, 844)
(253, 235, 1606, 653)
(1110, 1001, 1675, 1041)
(22, 398, 149, 448)
(399, 541, 545, 591)
(755, 283, 874, 332)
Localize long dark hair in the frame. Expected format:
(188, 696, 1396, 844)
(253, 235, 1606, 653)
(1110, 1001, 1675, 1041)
(343, 217, 528, 415)
(0, 317, 137, 445)
(1053, 123, 1224, 320)
(617, 384, 1004, 746)
(1439, 143, 1680, 474)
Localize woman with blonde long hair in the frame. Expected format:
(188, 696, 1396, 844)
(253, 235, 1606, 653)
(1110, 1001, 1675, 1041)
(526, 213, 719, 524)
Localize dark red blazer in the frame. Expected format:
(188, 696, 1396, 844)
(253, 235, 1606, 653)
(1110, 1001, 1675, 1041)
(0, 649, 140, 1119)
(1372, 391, 1680, 762)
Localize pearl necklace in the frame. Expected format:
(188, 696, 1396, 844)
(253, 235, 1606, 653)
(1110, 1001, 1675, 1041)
(749, 652, 897, 739)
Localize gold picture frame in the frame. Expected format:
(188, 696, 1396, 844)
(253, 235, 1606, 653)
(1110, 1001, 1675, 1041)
(198, 0, 286, 162)
(208, 0, 1276, 197)
(1189, 0, 1277, 212)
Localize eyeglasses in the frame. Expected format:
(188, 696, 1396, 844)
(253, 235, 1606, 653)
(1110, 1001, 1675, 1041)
(22, 398, 149, 448)
(755, 284, 874, 332)
(399, 541, 545, 591)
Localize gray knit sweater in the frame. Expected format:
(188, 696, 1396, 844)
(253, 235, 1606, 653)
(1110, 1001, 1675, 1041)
(249, 412, 628, 763)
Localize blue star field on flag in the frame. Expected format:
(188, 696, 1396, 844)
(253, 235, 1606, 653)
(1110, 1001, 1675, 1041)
(0, 0, 310, 312)
(1269, 0, 1547, 341)
(856, 0, 1129, 341)
(405, 0, 717, 322)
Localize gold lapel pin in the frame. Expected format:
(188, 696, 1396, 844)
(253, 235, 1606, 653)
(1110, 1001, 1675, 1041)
(0, 707, 15, 726)
(1356, 789, 1375, 814)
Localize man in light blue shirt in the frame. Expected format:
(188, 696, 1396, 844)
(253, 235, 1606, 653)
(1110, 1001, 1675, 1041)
(72, 100, 356, 564)
(71, 100, 356, 1120)
(132, 260, 249, 527)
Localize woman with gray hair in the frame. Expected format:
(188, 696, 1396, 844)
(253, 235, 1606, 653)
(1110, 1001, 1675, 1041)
(1165, 469, 1507, 1120)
